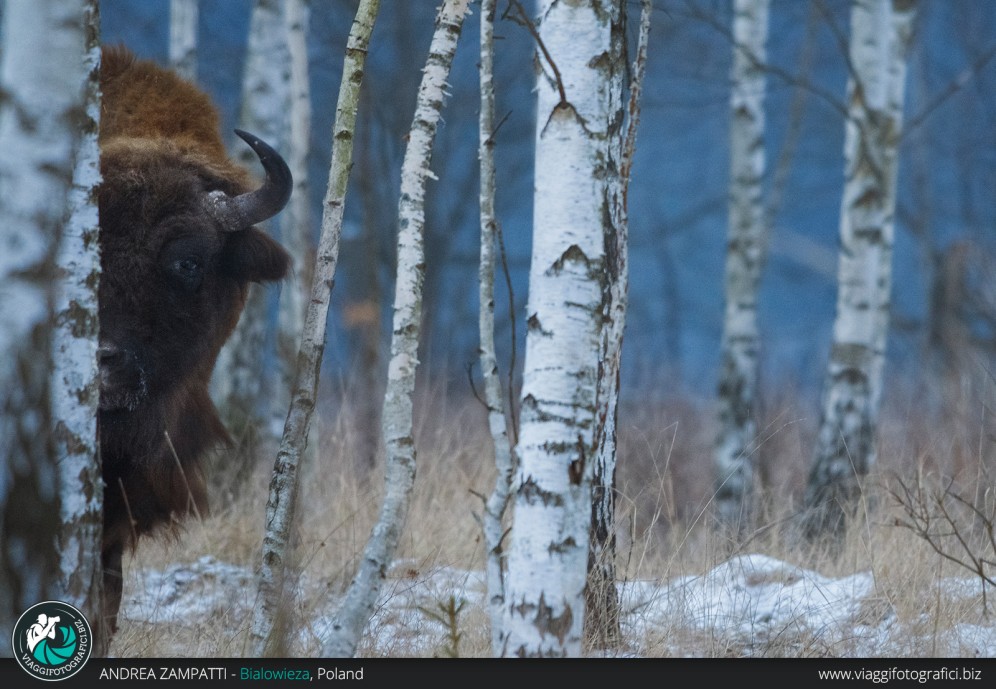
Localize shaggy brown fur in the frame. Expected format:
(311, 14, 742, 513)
(96, 45, 291, 649)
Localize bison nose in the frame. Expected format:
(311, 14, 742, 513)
(98, 345, 125, 368)
(97, 343, 146, 411)
(98, 344, 138, 375)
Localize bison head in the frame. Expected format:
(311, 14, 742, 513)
(97, 129, 292, 413)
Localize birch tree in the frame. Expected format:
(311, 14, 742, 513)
(276, 0, 313, 419)
(213, 0, 291, 468)
(713, 0, 770, 534)
(54, 0, 103, 653)
(0, 0, 88, 650)
(321, 0, 470, 658)
(250, 0, 380, 657)
(503, 0, 615, 658)
(477, 0, 515, 656)
(803, 0, 916, 541)
(169, 0, 198, 81)
(585, 0, 651, 652)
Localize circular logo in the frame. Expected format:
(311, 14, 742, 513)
(12, 601, 92, 681)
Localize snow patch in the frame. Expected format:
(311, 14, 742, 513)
(119, 553, 994, 657)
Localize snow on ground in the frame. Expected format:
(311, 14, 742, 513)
(119, 554, 996, 658)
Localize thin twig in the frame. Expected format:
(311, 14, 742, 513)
(503, 0, 566, 106)
(164, 430, 203, 522)
(495, 221, 518, 444)
(487, 109, 512, 146)
(903, 41, 996, 138)
(118, 478, 139, 548)
(466, 360, 488, 408)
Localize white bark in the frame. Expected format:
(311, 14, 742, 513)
(503, 0, 613, 658)
(713, 0, 770, 533)
(276, 0, 313, 419)
(169, 0, 198, 81)
(804, 0, 916, 540)
(214, 0, 291, 438)
(251, 0, 380, 657)
(54, 0, 103, 639)
(478, 0, 515, 657)
(0, 0, 87, 649)
(321, 0, 470, 658)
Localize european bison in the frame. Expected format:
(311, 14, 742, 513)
(96, 45, 291, 646)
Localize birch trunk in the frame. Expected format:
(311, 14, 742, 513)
(713, 0, 770, 534)
(503, 0, 613, 658)
(169, 0, 198, 81)
(803, 0, 916, 541)
(214, 0, 291, 468)
(250, 0, 380, 657)
(321, 0, 470, 658)
(54, 0, 104, 654)
(0, 0, 87, 651)
(478, 0, 515, 657)
(586, 0, 645, 652)
(276, 0, 313, 419)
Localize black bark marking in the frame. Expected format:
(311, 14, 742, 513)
(518, 475, 565, 507)
(551, 244, 591, 274)
(533, 592, 573, 645)
(568, 434, 586, 485)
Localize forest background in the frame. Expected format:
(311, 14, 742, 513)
(102, 0, 996, 457)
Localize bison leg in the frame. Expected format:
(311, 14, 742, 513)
(98, 543, 124, 654)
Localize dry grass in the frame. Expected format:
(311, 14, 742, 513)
(109, 372, 996, 658)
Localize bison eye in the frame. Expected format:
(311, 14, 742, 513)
(169, 257, 204, 291)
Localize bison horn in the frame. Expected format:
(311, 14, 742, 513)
(208, 129, 292, 230)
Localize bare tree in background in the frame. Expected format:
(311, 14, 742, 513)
(213, 0, 291, 489)
(0, 0, 89, 652)
(343, 96, 388, 470)
(276, 0, 313, 421)
(169, 0, 198, 81)
(249, 0, 379, 657)
(803, 0, 916, 542)
(713, 0, 770, 536)
(54, 0, 105, 655)
(342, 5, 432, 472)
(321, 0, 470, 658)
(502, 0, 614, 658)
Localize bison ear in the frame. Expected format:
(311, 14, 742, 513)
(220, 228, 291, 283)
